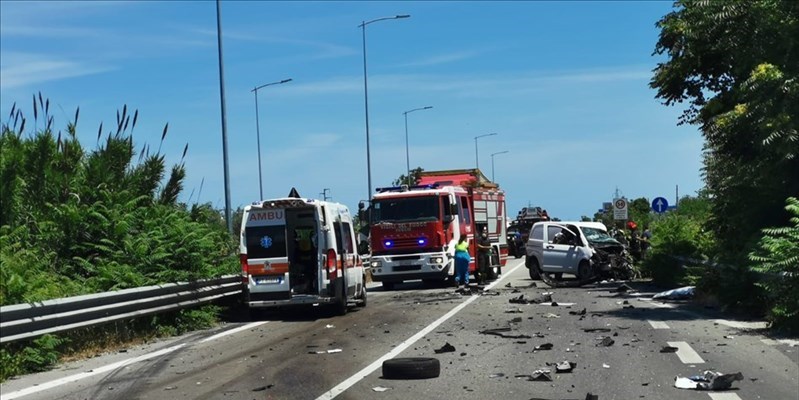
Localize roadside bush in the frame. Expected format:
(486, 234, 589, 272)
(749, 197, 799, 332)
(642, 210, 713, 287)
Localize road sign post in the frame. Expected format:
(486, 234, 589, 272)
(651, 197, 669, 213)
(613, 198, 628, 220)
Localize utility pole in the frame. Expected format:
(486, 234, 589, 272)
(320, 188, 331, 201)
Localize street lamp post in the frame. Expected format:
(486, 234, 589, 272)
(490, 150, 509, 182)
(215, 0, 232, 233)
(360, 14, 410, 201)
(403, 106, 433, 186)
(251, 78, 292, 200)
(474, 133, 498, 171)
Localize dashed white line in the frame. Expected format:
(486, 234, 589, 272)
(667, 341, 705, 364)
(315, 260, 526, 400)
(707, 393, 743, 400)
(648, 320, 670, 329)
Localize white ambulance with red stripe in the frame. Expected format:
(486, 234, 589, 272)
(240, 191, 366, 315)
(367, 169, 508, 289)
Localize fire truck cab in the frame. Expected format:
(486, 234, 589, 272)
(368, 169, 508, 289)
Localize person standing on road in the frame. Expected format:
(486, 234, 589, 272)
(476, 228, 492, 284)
(454, 235, 471, 289)
(641, 226, 652, 258)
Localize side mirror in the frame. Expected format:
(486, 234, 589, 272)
(443, 215, 454, 224)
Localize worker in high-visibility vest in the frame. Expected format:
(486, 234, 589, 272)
(454, 235, 470, 289)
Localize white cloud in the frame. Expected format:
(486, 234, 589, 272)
(0, 53, 113, 89)
(398, 50, 484, 68)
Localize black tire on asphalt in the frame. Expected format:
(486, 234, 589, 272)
(333, 279, 348, 316)
(577, 260, 592, 282)
(382, 357, 441, 380)
(526, 256, 541, 280)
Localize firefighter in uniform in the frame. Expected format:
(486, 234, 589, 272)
(476, 228, 492, 284)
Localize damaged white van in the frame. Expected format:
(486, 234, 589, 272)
(240, 195, 367, 315)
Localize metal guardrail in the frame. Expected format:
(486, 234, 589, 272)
(0, 275, 242, 344)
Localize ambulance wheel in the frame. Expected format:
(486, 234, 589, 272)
(357, 282, 367, 308)
(333, 280, 348, 316)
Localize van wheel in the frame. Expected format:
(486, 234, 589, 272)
(382, 357, 441, 380)
(382, 282, 395, 291)
(577, 260, 592, 282)
(526, 256, 541, 280)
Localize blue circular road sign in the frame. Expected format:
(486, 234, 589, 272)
(651, 197, 669, 213)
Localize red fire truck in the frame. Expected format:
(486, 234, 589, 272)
(366, 169, 508, 289)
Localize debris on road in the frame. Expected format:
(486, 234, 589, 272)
(309, 348, 342, 354)
(723, 335, 735, 339)
(569, 308, 587, 316)
(510, 317, 523, 323)
(552, 361, 576, 373)
(529, 369, 553, 381)
(543, 313, 561, 318)
(479, 327, 533, 339)
(382, 357, 441, 380)
(252, 385, 274, 392)
(534, 343, 554, 351)
(372, 386, 391, 392)
(653, 286, 695, 300)
(164, 386, 177, 391)
(434, 342, 456, 354)
(583, 327, 612, 333)
(489, 373, 506, 379)
(660, 346, 679, 353)
(325, 324, 335, 329)
(509, 293, 552, 304)
(597, 337, 615, 347)
(602, 363, 610, 368)
(674, 370, 744, 390)
(614, 283, 634, 292)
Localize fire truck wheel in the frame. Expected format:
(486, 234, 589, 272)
(382, 357, 441, 380)
(382, 281, 395, 291)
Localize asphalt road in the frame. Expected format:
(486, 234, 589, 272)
(2, 259, 798, 400)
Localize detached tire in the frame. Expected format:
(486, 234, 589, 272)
(382, 357, 440, 380)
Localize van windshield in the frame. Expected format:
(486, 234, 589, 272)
(372, 196, 440, 223)
(581, 227, 619, 244)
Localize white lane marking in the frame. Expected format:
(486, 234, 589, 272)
(315, 260, 526, 400)
(713, 319, 768, 330)
(667, 341, 705, 364)
(1, 344, 186, 400)
(648, 320, 670, 329)
(200, 321, 268, 343)
(708, 393, 743, 400)
(3, 321, 269, 400)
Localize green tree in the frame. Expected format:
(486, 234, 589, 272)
(749, 197, 799, 332)
(651, 0, 799, 265)
(392, 167, 424, 186)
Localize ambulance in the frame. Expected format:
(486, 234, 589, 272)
(240, 190, 367, 315)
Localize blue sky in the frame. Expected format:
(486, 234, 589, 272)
(0, 1, 703, 221)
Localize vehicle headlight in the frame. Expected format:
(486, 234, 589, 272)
(371, 260, 382, 267)
(431, 257, 443, 264)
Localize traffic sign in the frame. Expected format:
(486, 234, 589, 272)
(651, 197, 669, 213)
(613, 198, 628, 220)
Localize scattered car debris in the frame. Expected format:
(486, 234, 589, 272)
(434, 342, 456, 354)
(309, 349, 342, 354)
(569, 308, 587, 316)
(597, 337, 615, 347)
(543, 313, 561, 318)
(653, 286, 695, 300)
(489, 373, 506, 379)
(553, 361, 577, 373)
(674, 370, 744, 390)
(724, 335, 735, 339)
(479, 327, 533, 339)
(529, 369, 553, 381)
(585, 394, 599, 400)
(660, 346, 679, 353)
(602, 363, 610, 368)
(252, 385, 274, 392)
(509, 293, 553, 304)
(372, 386, 391, 392)
(325, 324, 335, 329)
(164, 386, 177, 391)
(534, 343, 554, 351)
(510, 317, 523, 323)
(505, 308, 524, 314)
(583, 328, 612, 333)
(550, 302, 559, 306)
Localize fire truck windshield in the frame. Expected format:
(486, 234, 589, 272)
(372, 196, 440, 223)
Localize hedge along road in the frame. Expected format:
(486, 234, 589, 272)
(0, 260, 524, 400)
